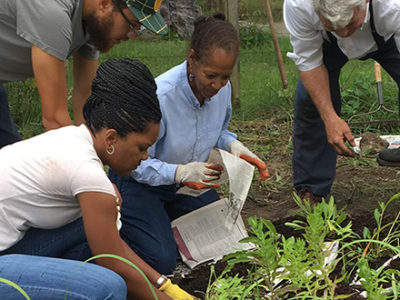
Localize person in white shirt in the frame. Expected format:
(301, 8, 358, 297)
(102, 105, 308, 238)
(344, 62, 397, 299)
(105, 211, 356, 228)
(284, 0, 400, 203)
(0, 58, 197, 300)
(109, 13, 270, 275)
(0, 0, 167, 149)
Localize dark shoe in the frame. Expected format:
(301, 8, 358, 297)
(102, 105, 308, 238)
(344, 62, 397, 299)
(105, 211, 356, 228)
(297, 188, 323, 207)
(377, 148, 400, 167)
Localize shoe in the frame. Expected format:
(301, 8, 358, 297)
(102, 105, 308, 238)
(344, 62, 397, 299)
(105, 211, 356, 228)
(296, 188, 323, 207)
(377, 148, 400, 167)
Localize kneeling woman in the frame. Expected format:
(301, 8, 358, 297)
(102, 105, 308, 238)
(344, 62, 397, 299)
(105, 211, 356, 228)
(109, 13, 269, 276)
(0, 59, 196, 300)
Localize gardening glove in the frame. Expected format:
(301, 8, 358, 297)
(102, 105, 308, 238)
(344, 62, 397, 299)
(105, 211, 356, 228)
(175, 161, 223, 190)
(229, 140, 269, 180)
(159, 279, 200, 300)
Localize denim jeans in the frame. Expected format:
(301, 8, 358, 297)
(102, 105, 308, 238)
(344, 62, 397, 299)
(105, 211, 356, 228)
(109, 168, 219, 274)
(0, 218, 92, 261)
(0, 84, 21, 148)
(292, 37, 400, 196)
(0, 254, 127, 300)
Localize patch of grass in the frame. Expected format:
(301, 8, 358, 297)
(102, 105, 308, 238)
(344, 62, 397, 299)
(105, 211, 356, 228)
(6, 79, 44, 138)
(196, 0, 283, 23)
(99, 39, 187, 77)
(239, 0, 284, 23)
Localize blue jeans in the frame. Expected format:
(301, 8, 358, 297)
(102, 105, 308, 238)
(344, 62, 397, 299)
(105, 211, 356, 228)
(0, 84, 21, 148)
(293, 37, 400, 196)
(0, 254, 127, 300)
(109, 169, 219, 274)
(0, 218, 92, 261)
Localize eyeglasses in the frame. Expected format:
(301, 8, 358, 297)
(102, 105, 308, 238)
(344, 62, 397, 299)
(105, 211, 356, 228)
(119, 8, 140, 33)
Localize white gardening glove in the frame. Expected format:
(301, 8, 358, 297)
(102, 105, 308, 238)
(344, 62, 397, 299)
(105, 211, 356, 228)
(175, 161, 223, 190)
(229, 140, 269, 180)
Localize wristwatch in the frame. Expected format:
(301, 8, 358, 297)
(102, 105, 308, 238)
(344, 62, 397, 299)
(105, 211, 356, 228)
(155, 274, 168, 289)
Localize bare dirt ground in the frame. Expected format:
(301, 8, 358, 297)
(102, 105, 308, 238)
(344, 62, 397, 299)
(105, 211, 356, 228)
(172, 117, 400, 298)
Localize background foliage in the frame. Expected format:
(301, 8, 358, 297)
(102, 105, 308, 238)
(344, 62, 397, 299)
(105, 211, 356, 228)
(6, 0, 399, 139)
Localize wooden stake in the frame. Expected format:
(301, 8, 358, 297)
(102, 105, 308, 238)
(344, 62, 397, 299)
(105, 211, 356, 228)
(263, 0, 288, 91)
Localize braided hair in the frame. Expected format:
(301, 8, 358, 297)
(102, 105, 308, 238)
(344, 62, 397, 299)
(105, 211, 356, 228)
(83, 58, 161, 137)
(190, 12, 239, 63)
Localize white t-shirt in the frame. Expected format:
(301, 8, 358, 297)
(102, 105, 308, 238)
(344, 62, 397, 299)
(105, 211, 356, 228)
(0, 125, 116, 251)
(0, 0, 98, 83)
(283, 0, 400, 71)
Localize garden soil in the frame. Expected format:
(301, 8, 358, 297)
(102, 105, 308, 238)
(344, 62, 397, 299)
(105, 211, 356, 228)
(171, 118, 400, 299)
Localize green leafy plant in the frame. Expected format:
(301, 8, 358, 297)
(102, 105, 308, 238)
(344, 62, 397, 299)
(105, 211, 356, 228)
(356, 257, 400, 300)
(239, 25, 269, 49)
(206, 196, 355, 299)
(205, 265, 263, 300)
(362, 193, 400, 260)
(282, 195, 353, 299)
(223, 216, 291, 299)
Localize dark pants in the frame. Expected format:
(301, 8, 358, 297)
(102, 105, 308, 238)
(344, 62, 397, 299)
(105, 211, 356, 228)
(0, 218, 92, 261)
(109, 168, 219, 274)
(293, 38, 400, 196)
(0, 84, 21, 148)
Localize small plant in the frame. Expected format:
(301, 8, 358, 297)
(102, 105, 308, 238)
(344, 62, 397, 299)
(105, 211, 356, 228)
(283, 196, 354, 299)
(362, 193, 400, 260)
(205, 265, 263, 300)
(356, 257, 400, 300)
(223, 216, 290, 299)
(206, 196, 355, 299)
(239, 25, 268, 49)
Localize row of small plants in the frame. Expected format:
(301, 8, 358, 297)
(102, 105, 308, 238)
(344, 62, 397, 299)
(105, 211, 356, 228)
(204, 193, 400, 299)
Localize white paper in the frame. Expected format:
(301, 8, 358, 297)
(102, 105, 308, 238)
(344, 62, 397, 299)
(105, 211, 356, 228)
(171, 198, 254, 269)
(171, 149, 255, 269)
(219, 150, 255, 229)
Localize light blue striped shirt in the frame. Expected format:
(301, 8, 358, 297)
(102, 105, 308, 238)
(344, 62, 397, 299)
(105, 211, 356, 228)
(131, 60, 237, 186)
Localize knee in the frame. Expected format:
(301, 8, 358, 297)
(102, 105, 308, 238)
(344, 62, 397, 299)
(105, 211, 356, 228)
(150, 249, 178, 275)
(90, 267, 127, 300)
(130, 241, 178, 274)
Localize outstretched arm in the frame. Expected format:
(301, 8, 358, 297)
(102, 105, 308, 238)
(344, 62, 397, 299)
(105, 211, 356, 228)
(71, 53, 98, 125)
(299, 65, 355, 156)
(78, 191, 170, 300)
(31, 45, 72, 131)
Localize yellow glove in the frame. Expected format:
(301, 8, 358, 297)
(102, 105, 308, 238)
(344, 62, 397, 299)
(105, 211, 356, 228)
(159, 279, 200, 300)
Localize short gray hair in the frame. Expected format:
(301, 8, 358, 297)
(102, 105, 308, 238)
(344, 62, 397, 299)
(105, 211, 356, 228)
(313, 0, 366, 29)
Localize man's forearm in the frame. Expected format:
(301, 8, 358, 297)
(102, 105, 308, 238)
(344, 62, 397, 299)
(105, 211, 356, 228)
(299, 65, 338, 122)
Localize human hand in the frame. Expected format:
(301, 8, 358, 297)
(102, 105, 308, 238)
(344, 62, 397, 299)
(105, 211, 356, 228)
(175, 162, 223, 190)
(324, 116, 355, 157)
(229, 140, 269, 180)
(159, 279, 200, 300)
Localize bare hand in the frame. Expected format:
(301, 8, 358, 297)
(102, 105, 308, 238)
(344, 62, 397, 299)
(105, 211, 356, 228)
(324, 116, 355, 157)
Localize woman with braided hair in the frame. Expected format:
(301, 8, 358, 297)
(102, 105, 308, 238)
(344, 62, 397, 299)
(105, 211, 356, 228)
(110, 13, 270, 277)
(0, 58, 197, 299)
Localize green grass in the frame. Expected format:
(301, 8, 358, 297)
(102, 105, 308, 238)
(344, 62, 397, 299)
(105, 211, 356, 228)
(239, 0, 284, 23)
(195, 0, 284, 23)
